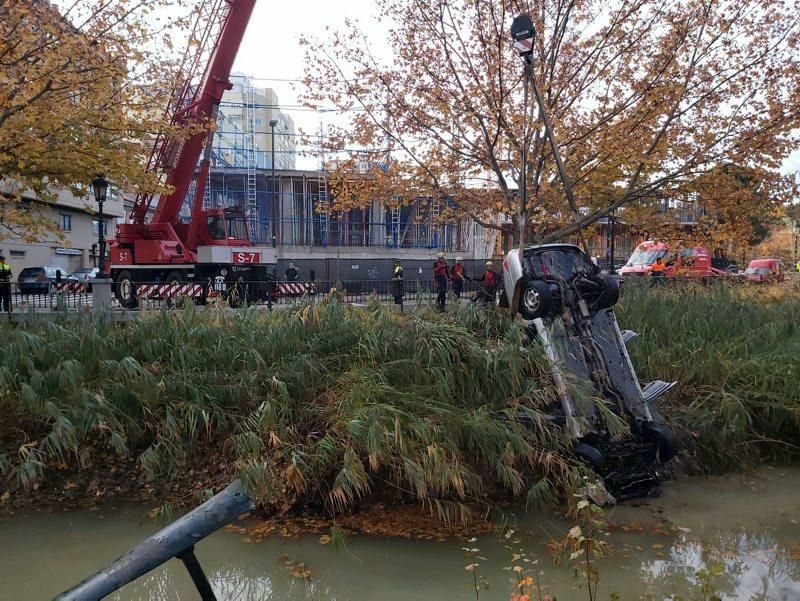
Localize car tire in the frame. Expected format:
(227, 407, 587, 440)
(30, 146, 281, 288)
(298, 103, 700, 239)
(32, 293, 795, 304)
(115, 270, 138, 309)
(517, 279, 553, 320)
(643, 422, 680, 463)
(574, 442, 607, 474)
(594, 275, 620, 309)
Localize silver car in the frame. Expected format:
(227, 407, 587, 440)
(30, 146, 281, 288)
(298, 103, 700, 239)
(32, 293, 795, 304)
(502, 243, 679, 501)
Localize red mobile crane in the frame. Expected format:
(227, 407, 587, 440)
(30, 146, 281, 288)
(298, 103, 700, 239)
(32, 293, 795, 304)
(107, 0, 276, 307)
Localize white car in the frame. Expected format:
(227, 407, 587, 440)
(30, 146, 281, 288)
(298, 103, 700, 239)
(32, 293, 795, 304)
(501, 243, 679, 501)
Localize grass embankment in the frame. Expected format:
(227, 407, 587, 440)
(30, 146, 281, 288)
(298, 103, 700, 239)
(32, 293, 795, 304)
(618, 280, 800, 471)
(1, 283, 798, 517)
(0, 300, 575, 518)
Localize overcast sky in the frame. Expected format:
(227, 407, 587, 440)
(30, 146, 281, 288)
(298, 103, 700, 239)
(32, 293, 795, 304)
(234, 0, 386, 170)
(232, 0, 800, 176)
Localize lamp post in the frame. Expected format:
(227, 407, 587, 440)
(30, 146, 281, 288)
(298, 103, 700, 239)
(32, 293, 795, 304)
(92, 174, 109, 272)
(510, 15, 534, 248)
(269, 118, 279, 247)
(510, 14, 589, 253)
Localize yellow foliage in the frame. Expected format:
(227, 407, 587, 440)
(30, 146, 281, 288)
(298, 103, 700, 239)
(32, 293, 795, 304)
(0, 0, 193, 240)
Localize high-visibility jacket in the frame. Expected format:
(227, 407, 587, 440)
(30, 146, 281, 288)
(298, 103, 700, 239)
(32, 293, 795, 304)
(0, 262, 11, 283)
(393, 264, 403, 278)
(651, 261, 666, 273)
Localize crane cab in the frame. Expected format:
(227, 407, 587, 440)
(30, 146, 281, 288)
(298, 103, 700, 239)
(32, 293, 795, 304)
(198, 206, 251, 247)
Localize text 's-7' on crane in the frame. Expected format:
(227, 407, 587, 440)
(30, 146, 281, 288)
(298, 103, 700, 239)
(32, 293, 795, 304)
(106, 0, 277, 308)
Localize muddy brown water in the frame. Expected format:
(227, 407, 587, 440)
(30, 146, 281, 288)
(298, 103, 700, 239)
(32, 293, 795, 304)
(1, 467, 799, 600)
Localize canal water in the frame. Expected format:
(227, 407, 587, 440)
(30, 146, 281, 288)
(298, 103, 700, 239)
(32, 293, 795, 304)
(2, 467, 799, 600)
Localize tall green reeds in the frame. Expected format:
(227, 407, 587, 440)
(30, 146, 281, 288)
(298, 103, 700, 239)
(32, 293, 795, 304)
(0, 300, 575, 517)
(2, 283, 798, 512)
(617, 280, 800, 471)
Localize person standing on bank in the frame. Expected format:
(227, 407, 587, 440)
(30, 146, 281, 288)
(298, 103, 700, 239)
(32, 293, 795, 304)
(449, 256, 466, 299)
(285, 262, 299, 281)
(471, 261, 500, 305)
(433, 251, 450, 311)
(392, 260, 404, 307)
(0, 255, 11, 313)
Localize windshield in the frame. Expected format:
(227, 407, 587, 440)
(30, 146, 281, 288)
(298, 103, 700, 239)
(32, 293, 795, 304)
(226, 216, 248, 240)
(626, 248, 667, 266)
(526, 247, 596, 279)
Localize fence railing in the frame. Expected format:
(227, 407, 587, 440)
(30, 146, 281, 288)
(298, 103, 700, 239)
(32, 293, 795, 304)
(4, 278, 493, 314)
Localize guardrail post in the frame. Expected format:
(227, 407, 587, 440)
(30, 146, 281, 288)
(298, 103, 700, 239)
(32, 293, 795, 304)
(92, 278, 114, 318)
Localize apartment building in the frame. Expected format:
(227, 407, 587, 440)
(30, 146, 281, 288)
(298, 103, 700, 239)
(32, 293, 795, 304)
(0, 186, 124, 276)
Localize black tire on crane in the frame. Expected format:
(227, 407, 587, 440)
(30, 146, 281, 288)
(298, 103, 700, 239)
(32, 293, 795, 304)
(164, 270, 187, 309)
(114, 270, 138, 309)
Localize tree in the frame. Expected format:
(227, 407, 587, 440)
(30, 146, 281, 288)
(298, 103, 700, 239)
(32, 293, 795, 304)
(0, 0, 194, 241)
(301, 0, 800, 245)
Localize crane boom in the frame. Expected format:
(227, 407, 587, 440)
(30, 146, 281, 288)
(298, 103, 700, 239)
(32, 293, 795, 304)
(129, 0, 257, 226)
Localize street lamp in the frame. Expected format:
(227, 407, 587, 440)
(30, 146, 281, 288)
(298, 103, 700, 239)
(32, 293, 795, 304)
(510, 15, 534, 247)
(269, 118, 279, 247)
(92, 174, 108, 272)
(510, 15, 589, 252)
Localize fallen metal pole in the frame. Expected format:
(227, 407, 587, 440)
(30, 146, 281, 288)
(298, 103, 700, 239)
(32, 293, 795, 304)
(55, 480, 254, 601)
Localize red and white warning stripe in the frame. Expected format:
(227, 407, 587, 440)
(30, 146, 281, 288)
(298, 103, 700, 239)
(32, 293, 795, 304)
(278, 282, 316, 295)
(136, 283, 205, 298)
(55, 282, 85, 293)
(513, 38, 533, 54)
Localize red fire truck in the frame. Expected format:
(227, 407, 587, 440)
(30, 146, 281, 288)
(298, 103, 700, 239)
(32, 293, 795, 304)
(105, 0, 277, 307)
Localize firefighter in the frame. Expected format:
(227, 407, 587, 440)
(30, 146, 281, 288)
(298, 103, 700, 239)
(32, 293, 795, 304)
(0, 255, 11, 313)
(471, 261, 500, 305)
(651, 257, 666, 279)
(392, 260, 404, 306)
(449, 256, 466, 299)
(432, 251, 449, 311)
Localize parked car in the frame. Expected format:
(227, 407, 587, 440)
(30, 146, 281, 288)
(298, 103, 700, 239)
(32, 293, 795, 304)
(17, 266, 80, 294)
(745, 258, 783, 283)
(73, 267, 100, 291)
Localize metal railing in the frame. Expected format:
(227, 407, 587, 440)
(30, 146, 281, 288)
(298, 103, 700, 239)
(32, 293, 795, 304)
(10, 282, 94, 311)
(3, 278, 495, 314)
(56, 481, 253, 601)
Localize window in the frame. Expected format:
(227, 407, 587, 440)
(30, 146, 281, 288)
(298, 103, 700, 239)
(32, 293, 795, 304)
(59, 213, 72, 231)
(92, 219, 108, 236)
(10, 250, 25, 258)
(254, 118, 262, 126)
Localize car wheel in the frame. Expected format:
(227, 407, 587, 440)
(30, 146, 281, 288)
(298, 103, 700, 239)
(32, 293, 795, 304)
(574, 442, 607, 474)
(643, 423, 680, 463)
(518, 279, 553, 320)
(594, 275, 620, 309)
(114, 270, 138, 309)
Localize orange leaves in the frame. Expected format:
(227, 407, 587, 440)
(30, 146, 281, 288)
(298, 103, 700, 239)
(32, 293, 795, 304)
(300, 0, 800, 244)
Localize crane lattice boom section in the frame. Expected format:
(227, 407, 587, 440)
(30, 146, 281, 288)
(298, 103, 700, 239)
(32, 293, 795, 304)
(129, 0, 233, 225)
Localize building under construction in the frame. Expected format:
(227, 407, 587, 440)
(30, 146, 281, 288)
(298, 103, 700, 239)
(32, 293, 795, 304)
(199, 166, 499, 263)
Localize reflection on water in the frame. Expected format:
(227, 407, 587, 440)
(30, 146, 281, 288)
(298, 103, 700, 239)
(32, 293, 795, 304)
(1, 467, 799, 600)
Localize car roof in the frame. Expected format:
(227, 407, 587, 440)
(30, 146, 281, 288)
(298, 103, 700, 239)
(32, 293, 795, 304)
(522, 243, 584, 252)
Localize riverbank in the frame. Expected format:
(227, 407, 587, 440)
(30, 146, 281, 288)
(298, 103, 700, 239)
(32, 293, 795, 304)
(1, 282, 799, 519)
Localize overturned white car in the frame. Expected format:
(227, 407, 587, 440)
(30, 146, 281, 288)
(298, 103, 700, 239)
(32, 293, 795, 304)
(502, 243, 679, 501)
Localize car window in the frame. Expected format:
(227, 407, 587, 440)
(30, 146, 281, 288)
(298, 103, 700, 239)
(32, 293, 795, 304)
(20, 268, 43, 278)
